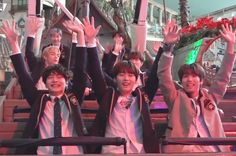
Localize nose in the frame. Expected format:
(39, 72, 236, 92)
(187, 75, 193, 81)
(52, 76, 58, 82)
(123, 75, 128, 80)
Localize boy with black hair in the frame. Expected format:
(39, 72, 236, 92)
(0, 19, 89, 154)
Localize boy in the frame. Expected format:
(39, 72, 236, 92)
(157, 20, 236, 153)
(43, 27, 73, 69)
(0, 19, 88, 154)
(64, 17, 159, 154)
(25, 17, 61, 90)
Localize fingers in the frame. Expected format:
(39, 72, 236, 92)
(91, 16, 94, 28)
(82, 17, 90, 27)
(1, 20, 12, 35)
(12, 20, 16, 30)
(95, 25, 101, 35)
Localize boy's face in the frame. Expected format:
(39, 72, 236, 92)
(45, 72, 66, 96)
(51, 32, 62, 46)
(43, 49, 60, 66)
(181, 73, 202, 98)
(116, 72, 137, 96)
(129, 58, 143, 71)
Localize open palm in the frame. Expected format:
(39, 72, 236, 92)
(163, 19, 180, 44)
(219, 23, 236, 44)
(82, 17, 101, 43)
(0, 20, 18, 44)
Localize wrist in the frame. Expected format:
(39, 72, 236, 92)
(86, 38, 96, 45)
(112, 51, 119, 56)
(27, 33, 36, 38)
(162, 42, 175, 53)
(11, 42, 21, 54)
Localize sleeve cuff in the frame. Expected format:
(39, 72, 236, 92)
(112, 51, 119, 56)
(86, 43, 96, 48)
(76, 43, 86, 47)
(163, 52, 173, 57)
(10, 51, 21, 56)
(27, 35, 36, 38)
(72, 39, 78, 44)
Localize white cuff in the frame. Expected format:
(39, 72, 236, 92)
(163, 52, 173, 57)
(76, 44, 86, 47)
(27, 35, 36, 38)
(86, 43, 96, 48)
(10, 51, 21, 56)
(112, 51, 119, 56)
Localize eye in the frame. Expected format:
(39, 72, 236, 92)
(57, 75, 64, 79)
(128, 73, 135, 77)
(47, 75, 53, 80)
(118, 73, 125, 76)
(183, 75, 188, 78)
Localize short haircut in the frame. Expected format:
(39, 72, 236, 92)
(112, 31, 125, 39)
(42, 46, 60, 57)
(128, 51, 145, 62)
(50, 28, 62, 36)
(113, 60, 139, 80)
(42, 64, 68, 84)
(178, 63, 205, 81)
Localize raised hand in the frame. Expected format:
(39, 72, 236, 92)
(0, 20, 20, 53)
(163, 19, 180, 44)
(219, 23, 236, 54)
(0, 20, 18, 43)
(26, 16, 44, 36)
(82, 16, 101, 44)
(219, 24, 236, 44)
(62, 20, 84, 34)
(62, 20, 85, 45)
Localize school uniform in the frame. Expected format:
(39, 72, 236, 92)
(10, 46, 88, 154)
(157, 52, 236, 153)
(86, 47, 160, 153)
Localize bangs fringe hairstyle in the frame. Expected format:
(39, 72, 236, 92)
(50, 28, 62, 36)
(41, 46, 60, 59)
(128, 51, 145, 62)
(42, 64, 68, 84)
(178, 63, 205, 81)
(113, 60, 139, 79)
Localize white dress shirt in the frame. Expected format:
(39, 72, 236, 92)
(182, 98, 220, 152)
(102, 96, 144, 154)
(37, 95, 83, 155)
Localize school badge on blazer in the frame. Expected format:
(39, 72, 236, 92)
(68, 93, 78, 105)
(203, 99, 215, 111)
(143, 93, 150, 104)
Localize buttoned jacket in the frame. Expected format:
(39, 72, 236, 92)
(86, 47, 160, 153)
(10, 46, 88, 154)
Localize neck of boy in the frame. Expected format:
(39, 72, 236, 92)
(49, 91, 64, 98)
(120, 91, 132, 97)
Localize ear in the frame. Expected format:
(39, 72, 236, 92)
(45, 81, 49, 89)
(200, 80, 204, 87)
(113, 78, 117, 84)
(42, 53, 47, 61)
